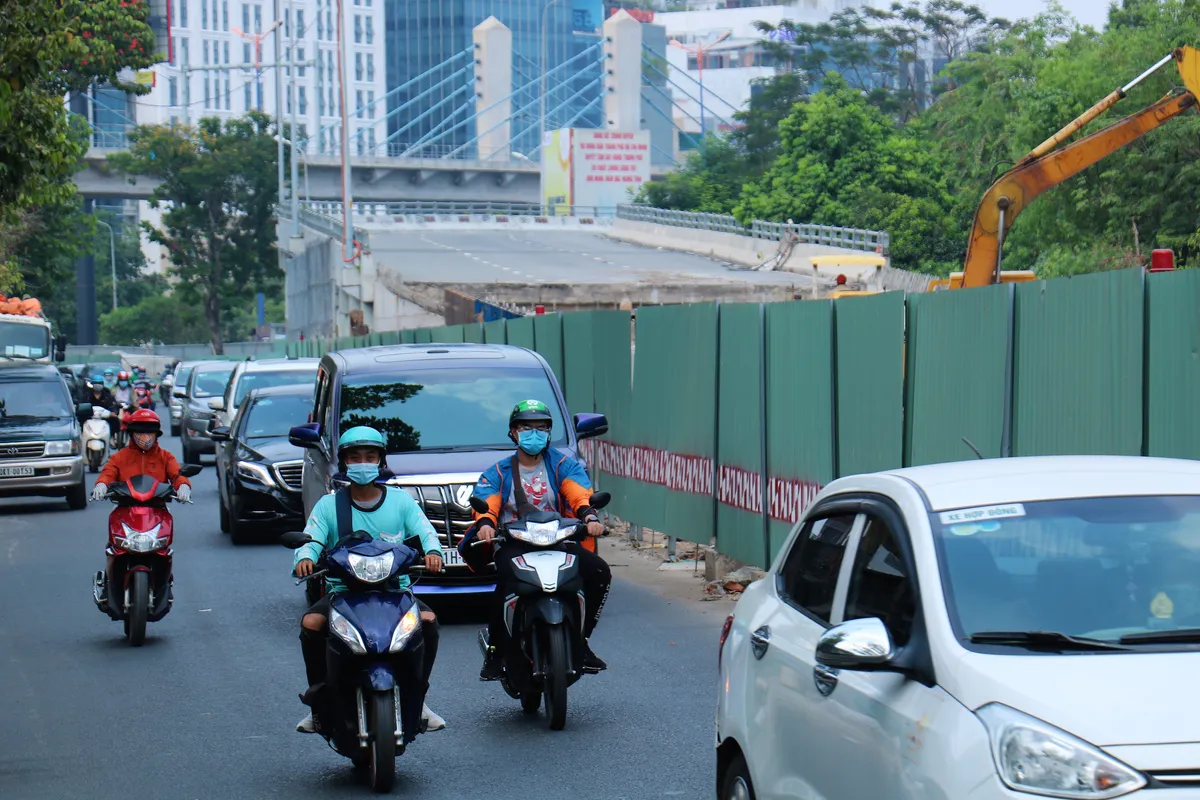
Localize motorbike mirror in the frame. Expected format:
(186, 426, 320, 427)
(279, 530, 313, 549)
(468, 495, 489, 514)
(75, 402, 93, 420)
(589, 491, 612, 510)
(178, 464, 203, 478)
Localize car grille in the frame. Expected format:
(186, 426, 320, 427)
(0, 442, 45, 459)
(274, 461, 304, 492)
(399, 485, 475, 549)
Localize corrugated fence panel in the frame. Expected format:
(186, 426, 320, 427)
(765, 300, 835, 563)
(835, 292, 905, 477)
(483, 319, 507, 344)
(439, 325, 466, 343)
(506, 316, 535, 351)
(462, 323, 484, 344)
(533, 314, 565, 388)
(561, 313, 595, 413)
(717, 303, 767, 569)
(400, 329, 415, 344)
(412, 328, 433, 344)
(427, 326, 454, 343)
(906, 285, 1011, 466)
(590, 310, 633, 519)
(625, 304, 718, 542)
(1146, 270, 1200, 459)
(1013, 269, 1143, 456)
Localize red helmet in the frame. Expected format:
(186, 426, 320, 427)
(117, 370, 130, 381)
(126, 408, 162, 436)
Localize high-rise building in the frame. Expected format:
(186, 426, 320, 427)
(383, 0, 607, 159)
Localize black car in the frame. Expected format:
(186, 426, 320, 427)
(210, 385, 310, 544)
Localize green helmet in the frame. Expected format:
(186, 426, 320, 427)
(338, 426, 387, 459)
(509, 399, 552, 428)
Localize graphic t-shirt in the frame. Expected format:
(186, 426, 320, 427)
(501, 461, 558, 524)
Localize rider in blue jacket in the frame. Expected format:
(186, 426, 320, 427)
(293, 426, 447, 734)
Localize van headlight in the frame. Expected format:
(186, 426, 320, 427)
(388, 605, 420, 652)
(46, 440, 77, 456)
(328, 608, 367, 654)
(977, 704, 1146, 798)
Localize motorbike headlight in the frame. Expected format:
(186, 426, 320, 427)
(348, 551, 395, 583)
(977, 704, 1146, 798)
(117, 523, 165, 552)
(45, 440, 74, 456)
(236, 461, 274, 486)
(519, 520, 571, 546)
(388, 605, 421, 653)
(328, 608, 367, 655)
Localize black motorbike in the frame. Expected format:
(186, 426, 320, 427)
(468, 492, 610, 731)
(280, 529, 434, 793)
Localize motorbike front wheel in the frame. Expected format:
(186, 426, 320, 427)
(126, 570, 149, 646)
(367, 689, 396, 793)
(543, 625, 569, 731)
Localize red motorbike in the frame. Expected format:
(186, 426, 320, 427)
(134, 383, 155, 411)
(113, 403, 134, 449)
(92, 468, 201, 646)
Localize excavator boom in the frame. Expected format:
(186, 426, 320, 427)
(957, 46, 1200, 289)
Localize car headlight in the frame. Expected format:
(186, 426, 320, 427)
(389, 605, 421, 653)
(236, 461, 275, 486)
(328, 608, 367, 654)
(348, 551, 395, 583)
(117, 523, 165, 552)
(977, 704, 1146, 798)
(45, 440, 76, 456)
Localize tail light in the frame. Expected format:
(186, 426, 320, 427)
(718, 614, 734, 670)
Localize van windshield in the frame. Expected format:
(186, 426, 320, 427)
(339, 367, 567, 453)
(234, 368, 315, 407)
(0, 379, 71, 418)
(932, 495, 1200, 649)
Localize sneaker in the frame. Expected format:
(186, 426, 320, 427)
(582, 640, 607, 672)
(296, 712, 320, 734)
(421, 703, 446, 732)
(479, 649, 504, 681)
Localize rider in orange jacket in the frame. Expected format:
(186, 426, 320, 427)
(93, 409, 192, 502)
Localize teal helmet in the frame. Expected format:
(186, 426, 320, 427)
(337, 426, 387, 468)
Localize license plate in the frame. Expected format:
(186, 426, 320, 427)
(0, 466, 35, 478)
(443, 548, 464, 567)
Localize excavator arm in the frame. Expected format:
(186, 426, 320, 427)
(959, 46, 1200, 289)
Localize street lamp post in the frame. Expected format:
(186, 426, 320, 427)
(669, 31, 730, 153)
(95, 219, 118, 311)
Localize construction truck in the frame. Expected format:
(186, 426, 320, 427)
(0, 298, 66, 363)
(931, 46, 1200, 291)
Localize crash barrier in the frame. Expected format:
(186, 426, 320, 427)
(287, 266, 1197, 570)
(65, 340, 287, 364)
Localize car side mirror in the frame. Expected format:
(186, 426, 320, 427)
(209, 426, 232, 442)
(179, 464, 203, 478)
(279, 530, 314, 549)
(574, 412, 609, 440)
(468, 495, 489, 515)
(589, 491, 611, 510)
(207, 397, 225, 411)
(75, 402, 93, 420)
(173, 387, 187, 398)
(815, 618, 895, 671)
(289, 422, 322, 448)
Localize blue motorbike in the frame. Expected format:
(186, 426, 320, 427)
(279, 529, 431, 793)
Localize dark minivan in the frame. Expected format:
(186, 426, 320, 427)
(289, 344, 608, 598)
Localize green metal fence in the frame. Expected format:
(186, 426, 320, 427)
(1146, 269, 1200, 459)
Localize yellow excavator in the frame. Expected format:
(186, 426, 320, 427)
(929, 46, 1200, 291)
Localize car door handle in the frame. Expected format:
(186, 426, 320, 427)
(750, 626, 771, 660)
(813, 664, 840, 697)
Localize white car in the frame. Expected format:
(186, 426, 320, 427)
(207, 356, 318, 431)
(716, 455, 1200, 800)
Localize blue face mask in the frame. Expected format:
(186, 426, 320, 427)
(346, 463, 381, 485)
(119, 381, 128, 388)
(517, 429, 550, 456)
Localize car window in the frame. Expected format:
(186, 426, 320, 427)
(844, 515, 916, 647)
(191, 365, 235, 397)
(778, 514, 857, 624)
(337, 366, 567, 453)
(243, 394, 314, 438)
(175, 365, 195, 390)
(0, 379, 72, 418)
(234, 369, 316, 407)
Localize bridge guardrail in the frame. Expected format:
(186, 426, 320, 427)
(616, 204, 890, 255)
(301, 201, 618, 219)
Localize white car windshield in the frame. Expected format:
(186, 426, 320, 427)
(932, 495, 1200, 647)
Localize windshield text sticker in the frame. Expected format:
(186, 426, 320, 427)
(939, 503, 1025, 525)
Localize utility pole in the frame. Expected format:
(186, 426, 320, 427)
(337, 0, 354, 261)
(288, 0, 301, 237)
(274, 0, 285, 221)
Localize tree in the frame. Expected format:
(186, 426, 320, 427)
(108, 112, 283, 354)
(98, 294, 209, 346)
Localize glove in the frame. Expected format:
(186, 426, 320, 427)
(91, 483, 108, 501)
(175, 484, 191, 503)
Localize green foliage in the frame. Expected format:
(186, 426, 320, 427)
(108, 112, 283, 354)
(99, 293, 209, 346)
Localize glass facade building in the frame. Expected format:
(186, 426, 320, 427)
(384, 0, 606, 159)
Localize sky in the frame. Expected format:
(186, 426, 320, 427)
(974, 0, 1111, 28)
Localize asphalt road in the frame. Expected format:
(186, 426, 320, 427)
(0, 434, 722, 800)
(370, 229, 807, 287)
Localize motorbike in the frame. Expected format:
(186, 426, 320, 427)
(134, 383, 155, 411)
(468, 491, 611, 731)
(91, 466, 202, 646)
(112, 402, 133, 449)
(279, 528, 434, 794)
(159, 376, 173, 406)
(82, 406, 112, 473)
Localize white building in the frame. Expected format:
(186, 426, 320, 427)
(131, 0, 388, 273)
